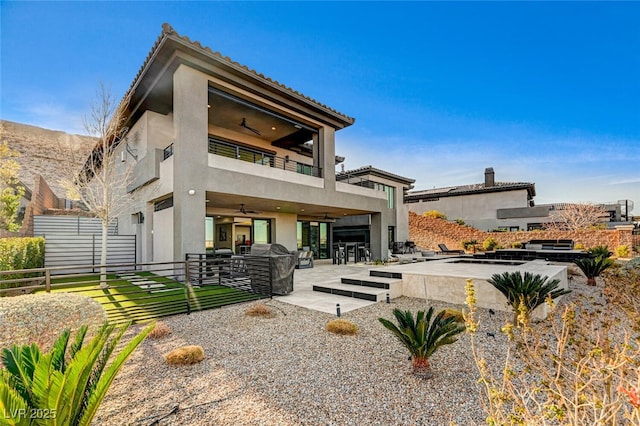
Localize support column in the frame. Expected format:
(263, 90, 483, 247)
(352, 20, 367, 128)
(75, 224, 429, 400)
(172, 65, 208, 260)
(370, 211, 390, 260)
(318, 126, 335, 186)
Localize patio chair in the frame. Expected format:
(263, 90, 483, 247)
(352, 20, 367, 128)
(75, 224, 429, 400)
(295, 250, 314, 269)
(438, 244, 464, 255)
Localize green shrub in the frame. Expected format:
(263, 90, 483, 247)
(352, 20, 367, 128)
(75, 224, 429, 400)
(0, 237, 45, 286)
(0, 237, 45, 270)
(379, 307, 465, 378)
(488, 271, 571, 324)
(574, 242, 585, 250)
(510, 242, 523, 249)
(574, 256, 614, 286)
(454, 218, 466, 226)
(614, 245, 630, 258)
(588, 245, 613, 258)
(0, 321, 154, 425)
(422, 210, 447, 220)
(462, 240, 478, 252)
(483, 237, 498, 251)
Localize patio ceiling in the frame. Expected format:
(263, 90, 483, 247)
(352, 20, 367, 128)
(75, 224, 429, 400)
(204, 192, 371, 220)
(207, 88, 316, 149)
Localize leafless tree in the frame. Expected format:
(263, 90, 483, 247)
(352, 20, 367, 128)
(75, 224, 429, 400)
(544, 203, 609, 231)
(58, 84, 135, 287)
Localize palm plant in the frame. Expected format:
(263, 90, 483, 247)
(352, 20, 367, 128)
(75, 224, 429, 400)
(379, 307, 465, 378)
(488, 271, 571, 324)
(588, 245, 613, 259)
(0, 321, 154, 426)
(574, 256, 614, 286)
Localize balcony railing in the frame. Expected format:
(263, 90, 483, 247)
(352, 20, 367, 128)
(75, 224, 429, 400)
(163, 143, 174, 160)
(336, 173, 377, 189)
(208, 138, 322, 178)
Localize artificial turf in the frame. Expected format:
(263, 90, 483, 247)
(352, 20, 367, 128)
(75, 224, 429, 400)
(40, 272, 264, 323)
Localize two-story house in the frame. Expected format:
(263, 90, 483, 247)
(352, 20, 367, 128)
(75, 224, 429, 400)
(106, 23, 413, 263)
(405, 167, 538, 231)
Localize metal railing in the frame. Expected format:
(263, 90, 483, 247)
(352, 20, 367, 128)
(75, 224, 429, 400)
(336, 174, 377, 189)
(0, 258, 272, 324)
(208, 138, 322, 178)
(163, 143, 174, 160)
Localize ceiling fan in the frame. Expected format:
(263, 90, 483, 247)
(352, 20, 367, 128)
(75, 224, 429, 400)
(238, 204, 261, 215)
(240, 117, 261, 135)
(318, 212, 338, 221)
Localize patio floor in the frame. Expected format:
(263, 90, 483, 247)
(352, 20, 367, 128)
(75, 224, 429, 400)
(274, 260, 378, 315)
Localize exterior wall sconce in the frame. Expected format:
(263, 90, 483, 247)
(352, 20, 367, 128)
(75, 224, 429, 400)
(188, 189, 196, 195)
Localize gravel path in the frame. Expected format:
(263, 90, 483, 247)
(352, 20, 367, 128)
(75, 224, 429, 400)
(93, 273, 611, 426)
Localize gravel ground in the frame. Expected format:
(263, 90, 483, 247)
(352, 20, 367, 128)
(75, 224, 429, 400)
(93, 271, 612, 426)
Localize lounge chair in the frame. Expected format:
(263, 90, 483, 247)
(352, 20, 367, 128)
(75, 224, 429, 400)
(438, 244, 464, 255)
(295, 250, 314, 269)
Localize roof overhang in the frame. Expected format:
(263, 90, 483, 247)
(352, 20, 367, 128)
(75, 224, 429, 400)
(124, 24, 355, 132)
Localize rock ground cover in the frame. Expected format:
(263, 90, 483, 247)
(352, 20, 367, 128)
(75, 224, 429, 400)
(91, 265, 636, 425)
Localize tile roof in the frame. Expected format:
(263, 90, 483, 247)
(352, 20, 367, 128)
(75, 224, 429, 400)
(406, 181, 536, 200)
(337, 165, 415, 185)
(124, 23, 354, 125)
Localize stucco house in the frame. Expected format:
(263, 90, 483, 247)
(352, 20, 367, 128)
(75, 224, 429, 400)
(405, 167, 539, 231)
(101, 23, 413, 263)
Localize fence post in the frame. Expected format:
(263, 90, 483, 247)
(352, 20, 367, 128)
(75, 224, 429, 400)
(184, 261, 192, 315)
(45, 269, 51, 293)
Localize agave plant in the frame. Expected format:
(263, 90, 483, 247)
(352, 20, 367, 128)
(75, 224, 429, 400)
(0, 321, 154, 426)
(488, 271, 571, 324)
(379, 307, 465, 378)
(588, 245, 613, 259)
(574, 256, 614, 286)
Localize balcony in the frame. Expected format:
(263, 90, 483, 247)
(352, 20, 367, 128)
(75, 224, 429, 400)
(208, 137, 322, 178)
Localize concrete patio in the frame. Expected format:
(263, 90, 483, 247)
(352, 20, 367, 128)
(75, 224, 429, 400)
(274, 255, 568, 319)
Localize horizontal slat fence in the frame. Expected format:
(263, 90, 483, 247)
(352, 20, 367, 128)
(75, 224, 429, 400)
(44, 235, 136, 274)
(34, 215, 118, 236)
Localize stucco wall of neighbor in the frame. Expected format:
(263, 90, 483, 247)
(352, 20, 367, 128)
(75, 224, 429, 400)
(409, 212, 632, 252)
(152, 206, 174, 263)
(407, 189, 531, 231)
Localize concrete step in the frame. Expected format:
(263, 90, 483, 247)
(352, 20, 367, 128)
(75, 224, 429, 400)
(313, 281, 390, 302)
(369, 270, 403, 279)
(340, 275, 401, 290)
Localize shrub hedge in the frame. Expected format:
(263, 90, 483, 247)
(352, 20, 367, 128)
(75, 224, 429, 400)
(0, 237, 45, 281)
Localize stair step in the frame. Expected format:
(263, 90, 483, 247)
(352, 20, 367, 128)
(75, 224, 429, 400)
(313, 282, 392, 302)
(369, 270, 403, 279)
(340, 276, 400, 289)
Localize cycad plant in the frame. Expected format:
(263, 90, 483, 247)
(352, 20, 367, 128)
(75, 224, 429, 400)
(0, 321, 154, 426)
(587, 245, 613, 259)
(379, 307, 465, 378)
(574, 256, 614, 286)
(488, 271, 571, 324)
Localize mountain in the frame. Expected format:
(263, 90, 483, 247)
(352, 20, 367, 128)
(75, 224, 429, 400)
(0, 120, 96, 197)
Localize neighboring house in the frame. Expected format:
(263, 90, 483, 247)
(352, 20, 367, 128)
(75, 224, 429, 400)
(406, 167, 539, 231)
(95, 23, 412, 263)
(406, 167, 634, 231)
(334, 166, 415, 247)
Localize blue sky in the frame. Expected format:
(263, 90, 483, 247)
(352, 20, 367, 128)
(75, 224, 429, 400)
(1, 2, 639, 207)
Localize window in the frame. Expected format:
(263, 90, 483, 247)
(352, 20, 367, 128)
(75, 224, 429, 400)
(252, 219, 271, 244)
(296, 163, 313, 176)
(205, 217, 214, 248)
(374, 183, 395, 209)
(388, 226, 395, 249)
(154, 197, 173, 212)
